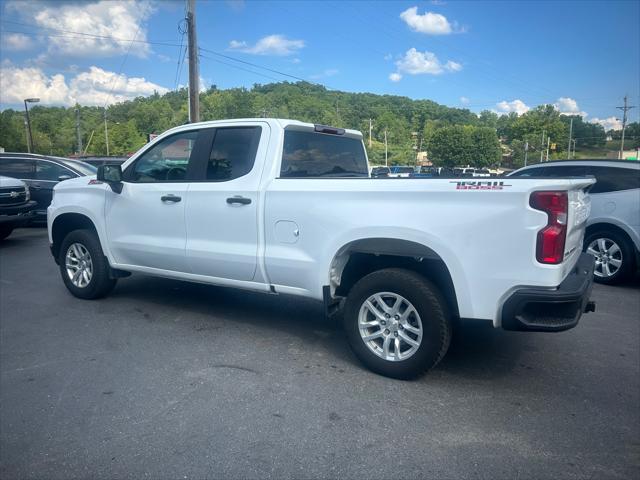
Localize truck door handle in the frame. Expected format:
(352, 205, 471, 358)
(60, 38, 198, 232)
(161, 195, 182, 203)
(226, 196, 252, 205)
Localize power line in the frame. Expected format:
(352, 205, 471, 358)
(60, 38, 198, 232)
(0, 20, 179, 46)
(102, 19, 143, 109)
(198, 46, 312, 84)
(173, 19, 188, 91)
(198, 53, 282, 82)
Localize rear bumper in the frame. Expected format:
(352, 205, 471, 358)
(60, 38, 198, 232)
(501, 253, 596, 332)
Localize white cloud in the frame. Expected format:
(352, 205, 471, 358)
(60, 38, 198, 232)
(553, 96, 588, 117)
(0, 64, 168, 107)
(309, 68, 339, 80)
(445, 60, 462, 72)
(390, 48, 462, 80)
(590, 116, 622, 131)
(228, 34, 305, 56)
(384, 53, 393, 61)
(400, 6, 461, 35)
(8, 0, 155, 58)
(1, 33, 34, 51)
(460, 96, 470, 105)
(496, 99, 530, 115)
(389, 73, 402, 82)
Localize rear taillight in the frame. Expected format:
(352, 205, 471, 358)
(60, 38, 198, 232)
(530, 191, 568, 264)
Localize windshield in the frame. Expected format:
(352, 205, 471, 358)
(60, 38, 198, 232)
(61, 160, 98, 176)
(280, 130, 368, 178)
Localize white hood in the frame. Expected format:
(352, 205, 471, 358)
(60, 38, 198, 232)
(0, 175, 27, 188)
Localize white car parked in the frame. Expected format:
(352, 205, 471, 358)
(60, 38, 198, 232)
(510, 160, 640, 284)
(48, 119, 596, 378)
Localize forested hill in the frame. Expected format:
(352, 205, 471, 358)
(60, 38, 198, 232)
(0, 81, 620, 167)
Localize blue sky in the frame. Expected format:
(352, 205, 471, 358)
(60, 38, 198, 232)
(1, 0, 638, 130)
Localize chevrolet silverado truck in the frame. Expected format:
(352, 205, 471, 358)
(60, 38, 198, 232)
(0, 175, 37, 240)
(47, 119, 596, 379)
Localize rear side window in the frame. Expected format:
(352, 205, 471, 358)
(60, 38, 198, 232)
(280, 131, 368, 178)
(585, 166, 640, 194)
(0, 158, 35, 179)
(205, 127, 261, 182)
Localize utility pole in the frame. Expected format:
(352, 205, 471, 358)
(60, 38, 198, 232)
(545, 136, 550, 161)
(104, 109, 110, 156)
(23, 98, 39, 153)
(616, 95, 636, 159)
(369, 118, 372, 148)
(75, 107, 83, 155)
(524, 141, 529, 167)
(540, 129, 545, 162)
(335, 100, 339, 124)
(384, 129, 388, 166)
(567, 117, 573, 160)
(186, 0, 200, 123)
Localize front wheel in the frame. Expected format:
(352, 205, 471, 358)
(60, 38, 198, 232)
(343, 268, 452, 380)
(59, 229, 116, 299)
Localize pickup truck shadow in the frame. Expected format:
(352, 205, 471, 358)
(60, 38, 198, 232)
(111, 276, 532, 381)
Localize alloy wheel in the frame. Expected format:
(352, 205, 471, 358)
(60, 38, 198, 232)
(65, 242, 93, 288)
(358, 292, 423, 361)
(587, 237, 622, 278)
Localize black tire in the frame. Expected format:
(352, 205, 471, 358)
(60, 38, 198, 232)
(584, 229, 635, 285)
(343, 268, 452, 380)
(59, 229, 116, 299)
(0, 226, 14, 241)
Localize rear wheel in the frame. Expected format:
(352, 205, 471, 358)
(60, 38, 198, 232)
(343, 268, 452, 379)
(0, 226, 14, 241)
(584, 230, 634, 285)
(59, 229, 116, 299)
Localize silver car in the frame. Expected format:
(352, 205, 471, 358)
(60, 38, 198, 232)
(509, 160, 640, 284)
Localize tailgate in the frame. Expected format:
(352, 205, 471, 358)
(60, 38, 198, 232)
(565, 184, 592, 261)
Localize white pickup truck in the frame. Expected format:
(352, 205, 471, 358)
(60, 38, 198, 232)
(48, 119, 596, 379)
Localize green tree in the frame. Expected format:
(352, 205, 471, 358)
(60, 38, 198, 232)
(471, 127, 502, 167)
(427, 125, 474, 167)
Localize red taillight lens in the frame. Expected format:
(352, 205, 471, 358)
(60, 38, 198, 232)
(530, 191, 568, 264)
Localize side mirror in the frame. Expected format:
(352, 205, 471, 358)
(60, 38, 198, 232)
(97, 164, 123, 194)
(58, 175, 72, 182)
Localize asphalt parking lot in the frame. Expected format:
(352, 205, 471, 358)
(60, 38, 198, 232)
(1, 228, 639, 479)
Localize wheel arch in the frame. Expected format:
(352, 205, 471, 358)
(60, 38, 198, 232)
(328, 237, 460, 318)
(51, 212, 101, 261)
(585, 222, 637, 250)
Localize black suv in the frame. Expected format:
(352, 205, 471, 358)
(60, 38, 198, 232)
(0, 153, 97, 222)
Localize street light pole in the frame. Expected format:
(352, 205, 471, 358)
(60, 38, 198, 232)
(104, 109, 110, 156)
(23, 98, 39, 153)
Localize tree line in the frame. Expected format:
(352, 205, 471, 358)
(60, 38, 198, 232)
(1, 81, 636, 168)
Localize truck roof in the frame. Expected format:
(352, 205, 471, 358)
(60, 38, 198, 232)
(175, 118, 363, 140)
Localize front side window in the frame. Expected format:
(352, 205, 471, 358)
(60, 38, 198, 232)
(585, 166, 640, 194)
(36, 161, 74, 181)
(126, 131, 198, 183)
(280, 130, 368, 178)
(205, 127, 261, 182)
